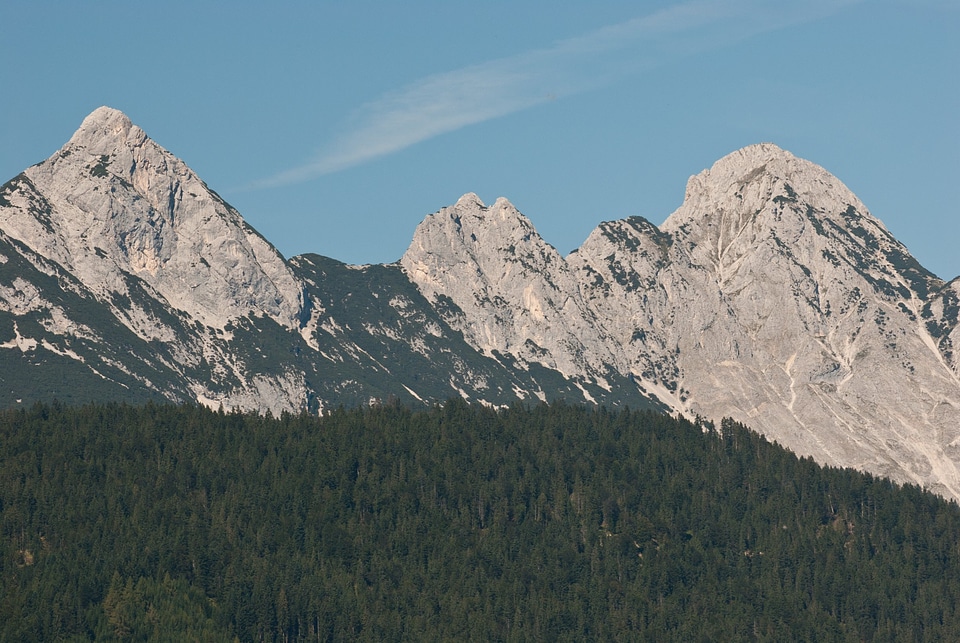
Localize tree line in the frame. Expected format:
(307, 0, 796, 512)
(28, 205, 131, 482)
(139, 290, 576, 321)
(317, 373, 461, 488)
(2, 399, 959, 640)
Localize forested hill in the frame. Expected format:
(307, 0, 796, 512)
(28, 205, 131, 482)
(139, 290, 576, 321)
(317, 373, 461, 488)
(3, 401, 960, 640)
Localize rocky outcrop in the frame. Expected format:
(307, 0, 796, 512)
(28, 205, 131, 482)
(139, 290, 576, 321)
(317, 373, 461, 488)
(0, 107, 319, 413)
(402, 144, 960, 499)
(0, 107, 304, 332)
(400, 194, 616, 383)
(0, 107, 662, 416)
(4, 108, 960, 501)
(576, 144, 960, 498)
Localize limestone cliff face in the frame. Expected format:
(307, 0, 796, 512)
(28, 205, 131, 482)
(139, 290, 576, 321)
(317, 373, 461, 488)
(403, 145, 960, 499)
(0, 107, 658, 416)
(5, 109, 960, 501)
(0, 106, 304, 333)
(575, 144, 960, 498)
(400, 193, 616, 384)
(0, 107, 310, 413)
(922, 278, 960, 376)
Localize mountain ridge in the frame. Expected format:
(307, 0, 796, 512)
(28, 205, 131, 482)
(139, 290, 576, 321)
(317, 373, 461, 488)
(400, 140, 960, 499)
(3, 107, 960, 500)
(1, 106, 305, 331)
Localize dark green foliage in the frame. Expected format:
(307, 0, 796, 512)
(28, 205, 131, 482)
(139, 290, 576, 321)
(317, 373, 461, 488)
(0, 235, 195, 408)
(288, 254, 664, 412)
(773, 183, 798, 205)
(0, 174, 22, 207)
(2, 400, 960, 640)
(90, 155, 111, 178)
(922, 279, 960, 339)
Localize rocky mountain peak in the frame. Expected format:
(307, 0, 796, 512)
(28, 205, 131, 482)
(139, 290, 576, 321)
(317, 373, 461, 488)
(665, 143, 852, 235)
(451, 194, 535, 240)
(0, 107, 304, 332)
(5, 110, 960, 502)
(397, 146, 960, 500)
(402, 193, 543, 282)
(66, 106, 139, 152)
(401, 193, 614, 381)
(455, 192, 485, 208)
(570, 144, 960, 498)
(657, 143, 936, 300)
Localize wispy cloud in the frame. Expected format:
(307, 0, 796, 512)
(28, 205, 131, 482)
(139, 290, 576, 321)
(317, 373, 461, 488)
(252, 0, 858, 188)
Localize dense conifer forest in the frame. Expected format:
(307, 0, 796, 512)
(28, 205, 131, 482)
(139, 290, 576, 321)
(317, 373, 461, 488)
(2, 400, 960, 640)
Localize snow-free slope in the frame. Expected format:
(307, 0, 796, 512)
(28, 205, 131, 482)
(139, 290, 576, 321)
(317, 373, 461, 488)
(0, 107, 305, 331)
(0, 108, 662, 414)
(4, 108, 960, 500)
(403, 145, 960, 499)
(575, 144, 960, 498)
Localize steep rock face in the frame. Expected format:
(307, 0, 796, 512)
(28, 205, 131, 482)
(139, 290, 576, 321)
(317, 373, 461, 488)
(289, 254, 659, 410)
(577, 144, 960, 497)
(4, 109, 960, 501)
(0, 108, 311, 412)
(569, 216, 688, 405)
(922, 278, 960, 375)
(0, 226, 199, 405)
(0, 109, 664, 415)
(0, 107, 304, 332)
(401, 194, 617, 386)
(404, 146, 960, 499)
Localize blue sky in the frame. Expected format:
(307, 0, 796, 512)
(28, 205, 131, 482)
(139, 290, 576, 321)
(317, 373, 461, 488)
(3, 1, 958, 278)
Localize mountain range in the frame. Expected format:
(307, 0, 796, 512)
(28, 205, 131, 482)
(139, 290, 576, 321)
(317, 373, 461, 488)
(2, 107, 959, 500)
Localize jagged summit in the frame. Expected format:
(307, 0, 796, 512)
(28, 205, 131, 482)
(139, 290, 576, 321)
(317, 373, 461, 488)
(58, 107, 156, 179)
(82, 104, 129, 123)
(699, 141, 796, 171)
(398, 147, 960, 500)
(455, 192, 485, 208)
(401, 193, 615, 381)
(451, 193, 522, 210)
(5, 112, 960, 502)
(664, 143, 861, 234)
(655, 142, 938, 300)
(0, 107, 304, 331)
(403, 193, 541, 266)
(68, 106, 137, 147)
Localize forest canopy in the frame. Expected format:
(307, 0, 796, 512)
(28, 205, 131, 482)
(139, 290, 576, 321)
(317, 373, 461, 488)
(2, 399, 959, 641)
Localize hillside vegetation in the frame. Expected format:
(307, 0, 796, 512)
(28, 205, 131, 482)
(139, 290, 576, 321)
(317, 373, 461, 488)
(2, 400, 960, 640)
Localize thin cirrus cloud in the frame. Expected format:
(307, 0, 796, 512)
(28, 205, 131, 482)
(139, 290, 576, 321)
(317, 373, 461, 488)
(252, 0, 858, 189)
